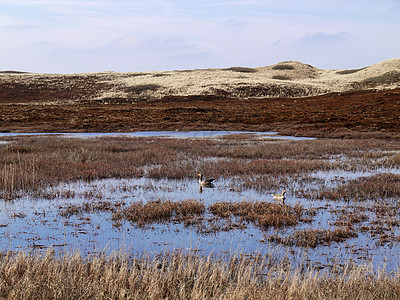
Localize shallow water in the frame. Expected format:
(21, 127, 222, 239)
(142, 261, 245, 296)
(0, 130, 316, 141)
(0, 132, 399, 272)
(1, 175, 399, 272)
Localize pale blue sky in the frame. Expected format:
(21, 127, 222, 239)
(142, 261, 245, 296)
(1, 0, 399, 73)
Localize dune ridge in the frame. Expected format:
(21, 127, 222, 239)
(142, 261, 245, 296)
(1, 58, 399, 103)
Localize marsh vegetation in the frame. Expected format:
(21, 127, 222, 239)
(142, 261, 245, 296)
(1, 133, 400, 298)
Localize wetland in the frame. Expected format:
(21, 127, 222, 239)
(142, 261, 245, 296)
(2, 59, 400, 298)
(1, 134, 400, 281)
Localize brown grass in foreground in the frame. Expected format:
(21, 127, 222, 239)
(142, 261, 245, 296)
(0, 250, 399, 300)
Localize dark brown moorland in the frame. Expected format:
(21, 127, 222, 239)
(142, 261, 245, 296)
(1, 74, 400, 138)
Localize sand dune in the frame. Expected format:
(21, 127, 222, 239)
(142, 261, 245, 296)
(1, 58, 399, 102)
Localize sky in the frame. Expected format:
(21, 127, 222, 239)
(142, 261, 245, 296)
(0, 0, 399, 73)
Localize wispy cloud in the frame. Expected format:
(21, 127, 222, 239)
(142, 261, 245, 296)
(302, 32, 348, 44)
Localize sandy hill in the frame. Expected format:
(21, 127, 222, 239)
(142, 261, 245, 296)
(1, 58, 399, 104)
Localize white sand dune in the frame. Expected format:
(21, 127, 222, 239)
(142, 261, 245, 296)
(1, 58, 399, 101)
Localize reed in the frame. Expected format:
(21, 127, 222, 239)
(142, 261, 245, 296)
(0, 250, 399, 299)
(0, 152, 38, 200)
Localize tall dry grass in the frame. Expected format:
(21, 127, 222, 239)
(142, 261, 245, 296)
(0, 152, 38, 200)
(0, 250, 399, 300)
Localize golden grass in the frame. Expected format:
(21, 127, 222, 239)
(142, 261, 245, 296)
(0, 250, 399, 299)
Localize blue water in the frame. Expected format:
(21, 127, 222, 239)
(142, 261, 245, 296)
(0, 131, 315, 140)
(1, 176, 399, 272)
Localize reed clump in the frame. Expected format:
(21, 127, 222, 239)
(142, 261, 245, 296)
(268, 227, 358, 248)
(0, 250, 399, 300)
(209, 201, 305, 230)
(111, 199, 205, 227)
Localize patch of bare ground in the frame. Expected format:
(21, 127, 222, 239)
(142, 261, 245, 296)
(267, 227, 358, 248)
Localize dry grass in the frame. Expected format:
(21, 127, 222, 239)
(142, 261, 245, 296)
(111, 199, 205, 227)
(2, 136, 400, 200)
(315, 173, 400, 201)
(0, 152, 38, 200)
(0, 250, 399, 300)
(268, 227, 358, 248)
(209, 201, 305, 230)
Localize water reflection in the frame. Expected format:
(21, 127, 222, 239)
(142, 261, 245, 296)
(1, 175, 399, 272)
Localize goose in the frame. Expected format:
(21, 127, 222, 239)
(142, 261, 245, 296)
(272, 190, 286, 205)
(197, 173, 217, 187)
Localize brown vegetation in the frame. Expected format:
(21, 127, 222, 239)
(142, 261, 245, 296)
(1, 79, 400, 136)
(0, 250, 399, 300)
(111, 199, 205, 227)
(209, 201, 305, 229)
(2, 136, 400, 200)
(59, 200, 126, 218)
(314, 173, 400, 201)
(267, 227, 358, 248)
